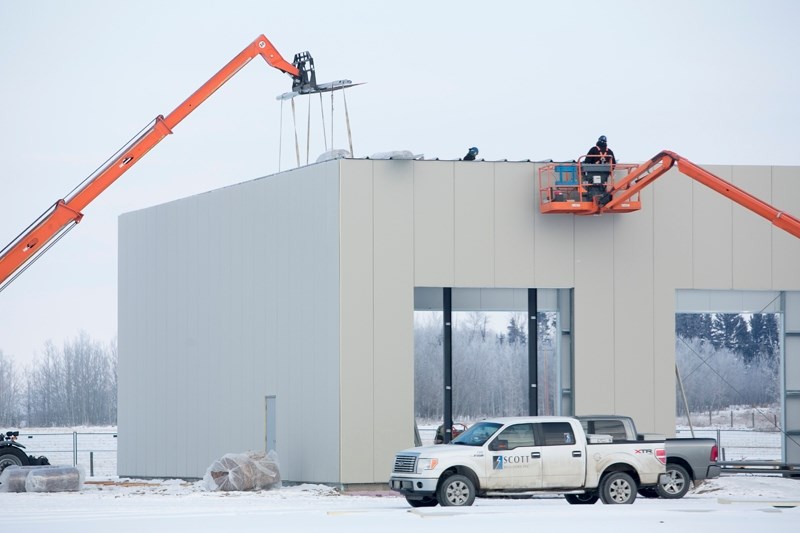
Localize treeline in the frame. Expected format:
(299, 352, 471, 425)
(675, 337, 778, 415)
(414, 312, 558, 420)
(0, 332, 117, 427)
(676, 313, 780, 365)
(675, 313, 780, 414)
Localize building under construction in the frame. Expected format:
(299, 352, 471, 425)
(115, 155, 800, 485)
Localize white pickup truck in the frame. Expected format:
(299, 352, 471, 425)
(390, 416, 667, 507)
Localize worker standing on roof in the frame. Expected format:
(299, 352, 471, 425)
(585, 135, 616, 165)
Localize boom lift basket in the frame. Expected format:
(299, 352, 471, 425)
(539, 159, 641, 215)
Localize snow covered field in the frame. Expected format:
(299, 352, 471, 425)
(2, 475, 799, 532)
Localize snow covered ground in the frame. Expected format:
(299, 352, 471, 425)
(2, 474, 799, 532)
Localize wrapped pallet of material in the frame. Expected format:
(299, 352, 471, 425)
(0, 465, 31, 493)
(24, 465, 84, 492)
(316, 149, 351, 163)
(368, 150, 420, 160)
(202, 450, 281, 492)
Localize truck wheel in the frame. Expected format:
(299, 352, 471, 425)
(656, 463, 690, 499)
(436, 474, 476, 507)
(406, 496, 438, 508)
(0, 448, 27, 475)
(565, 492, 599, 505)
(599, 472, 637, 504)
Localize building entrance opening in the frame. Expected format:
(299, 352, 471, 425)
(413, 288, 573, 446)
(676, 290, 799, 464)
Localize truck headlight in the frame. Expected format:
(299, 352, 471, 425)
(416, 458, 439, 473)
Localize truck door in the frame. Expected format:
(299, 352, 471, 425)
(538, 421, 586, 488)
(483, 423, 543, 490)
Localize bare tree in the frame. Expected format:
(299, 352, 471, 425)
(676, 337, 779, 416)
(415, 311, 561, 422)
(24, 332, 118, 426)
(0, 350, 23, 425)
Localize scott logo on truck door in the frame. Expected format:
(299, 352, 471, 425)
(492, 455, 530, 470)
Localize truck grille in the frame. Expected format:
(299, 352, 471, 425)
(393, 455, 417, 473)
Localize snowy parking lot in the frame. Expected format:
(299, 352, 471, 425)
(2, 474, 799, 532)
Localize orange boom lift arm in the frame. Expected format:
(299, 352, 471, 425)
(539, 150, 800, 239)
(602, 150, 800, 238)
(0, 34, 354, 291)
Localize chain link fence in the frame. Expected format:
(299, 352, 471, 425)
(14, 429, 117, 477)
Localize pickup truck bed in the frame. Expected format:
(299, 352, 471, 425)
(577, 416, 720, 499)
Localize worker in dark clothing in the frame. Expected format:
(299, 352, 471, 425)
(583, 135, 615, 203)
(463, 146, 479, 161)
(585, 135, 616, 165)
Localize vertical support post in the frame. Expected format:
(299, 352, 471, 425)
(528, 289, 538, 416)
(265, 395, 277, 452)
(90, 452, 94, 477)
(443, 288, 453, 443)
(73, 432, 78, 467)
(677, 365, 695, 437)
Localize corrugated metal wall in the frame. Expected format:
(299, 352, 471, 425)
(118, 163, 341, 481)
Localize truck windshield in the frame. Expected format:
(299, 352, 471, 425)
(450, 422, 503, 446)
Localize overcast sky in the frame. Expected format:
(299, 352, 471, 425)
(1, 0, 799, 366)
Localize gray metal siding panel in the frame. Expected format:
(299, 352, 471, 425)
(338, 160, 376, 483)
(494, 163, 536, 287)
(731, 166, 772, 288)
(613, 196, 656, 427)
(454, 163, 494, 285)
(693, 165, 734, 288)
(653, 168, 693, 289)
(118, 163, 341, 481)
(533, 166, 575, 287)
(773, 167, 800, 287)
(572, 214, 616, 414)
(413, 161, 455, 286)
(372, 161, 415, 483)
(651, 172, 692, 433)
(676, 290, 782, 313)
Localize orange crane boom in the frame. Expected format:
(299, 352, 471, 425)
(602, 150, 800, 239)
(0, 35, 350, 291)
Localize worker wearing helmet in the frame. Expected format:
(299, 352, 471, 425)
(585, 135, 616, 165)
